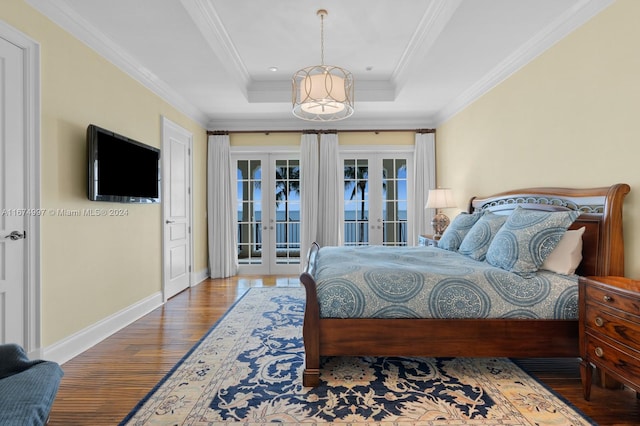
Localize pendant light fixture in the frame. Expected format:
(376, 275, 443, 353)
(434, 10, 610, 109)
(292, 9, 354, 121)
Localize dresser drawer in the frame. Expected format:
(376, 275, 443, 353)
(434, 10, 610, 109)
(579, 276, 640, 399)
(584, 333, 640, 386)
(584, 304, 640, 348)
(585, 283, 640, 313)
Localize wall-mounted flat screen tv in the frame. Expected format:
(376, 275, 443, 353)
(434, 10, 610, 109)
(87, 124, 161, 203)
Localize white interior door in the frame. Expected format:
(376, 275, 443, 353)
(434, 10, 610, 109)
(162, 118, 193, 300)
(0, 36, 27, 346)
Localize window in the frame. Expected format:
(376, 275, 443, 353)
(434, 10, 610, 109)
(341, 149, 413, 246)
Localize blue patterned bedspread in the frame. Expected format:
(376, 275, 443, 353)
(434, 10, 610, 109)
(314, 246, 578, 320)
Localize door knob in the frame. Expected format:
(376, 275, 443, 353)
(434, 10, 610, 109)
(165, 220, 175, 224)
(4, 230, 25, 240)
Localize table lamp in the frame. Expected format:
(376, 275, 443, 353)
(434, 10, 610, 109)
(425, 188, 456, 237)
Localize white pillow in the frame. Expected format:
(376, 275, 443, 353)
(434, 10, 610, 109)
(540, 227, 586, 275)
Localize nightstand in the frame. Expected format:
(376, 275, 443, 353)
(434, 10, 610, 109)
(418, 234, 440, 247)
(578, 276, 640, 400)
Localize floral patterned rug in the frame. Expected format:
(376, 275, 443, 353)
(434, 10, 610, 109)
(120, 287, 594, 425)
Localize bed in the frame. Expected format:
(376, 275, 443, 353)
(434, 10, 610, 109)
(299, 184, 630, 386)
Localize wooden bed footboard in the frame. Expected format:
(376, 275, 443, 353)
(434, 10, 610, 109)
(300, 184, 630, 387)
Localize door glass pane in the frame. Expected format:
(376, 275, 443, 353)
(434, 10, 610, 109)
(344, 159, 369, 246)
(236, 160, 262, 264)
(382, 158, 408, 246)
(274, 159, 300, 264)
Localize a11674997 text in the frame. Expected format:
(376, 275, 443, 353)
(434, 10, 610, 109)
(0, 208, 129, 217)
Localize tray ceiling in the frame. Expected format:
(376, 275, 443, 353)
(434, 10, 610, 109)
(27, 0, 614, 130)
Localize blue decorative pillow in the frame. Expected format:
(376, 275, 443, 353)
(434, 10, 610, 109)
(486, 207, 581, 276)
(458, 212, 507, 261)
(437, 212, 484, 251)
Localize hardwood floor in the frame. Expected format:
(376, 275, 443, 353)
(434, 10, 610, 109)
(48, 276, 639, 425)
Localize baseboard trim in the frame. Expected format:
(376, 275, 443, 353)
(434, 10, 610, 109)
(44, 269, 209, 364)
(44, 291, 163, 365)
(193, 267, 209, 285)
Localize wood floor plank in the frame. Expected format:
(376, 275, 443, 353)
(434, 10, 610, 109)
(47, 276, 639, 425)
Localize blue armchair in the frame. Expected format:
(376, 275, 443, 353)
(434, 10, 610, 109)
(0, 344, 63, 425)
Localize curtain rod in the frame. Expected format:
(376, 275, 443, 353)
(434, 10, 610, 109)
(207, 128, 435, 136)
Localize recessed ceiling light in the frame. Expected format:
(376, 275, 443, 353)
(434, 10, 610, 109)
(268, 66, 278, 72)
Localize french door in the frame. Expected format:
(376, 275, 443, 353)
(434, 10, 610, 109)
(233, 153, 300, 274)
(341, 151, 413, 246)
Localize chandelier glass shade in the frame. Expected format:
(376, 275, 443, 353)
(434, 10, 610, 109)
(292, 10, 354, 121)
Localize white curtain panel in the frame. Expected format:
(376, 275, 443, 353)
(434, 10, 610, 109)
(207, 134, 238, 278)
(317, 133, 343, 247)
(413, 132, 436, 243)
(300, 133, 319, 271)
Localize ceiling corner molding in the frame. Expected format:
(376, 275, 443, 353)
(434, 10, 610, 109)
(180, 0, 250, 98)
(391, 0, 463, 94)
(432, 0, 615, 126)
(25, 0, 210, 127)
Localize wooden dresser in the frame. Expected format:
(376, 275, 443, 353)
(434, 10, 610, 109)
(578, 276, 640, 400)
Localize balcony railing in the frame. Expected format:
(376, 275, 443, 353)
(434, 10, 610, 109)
(344, 219, 407, 246)
(237, 221, 300, 253)
(239, 218, 406, 254)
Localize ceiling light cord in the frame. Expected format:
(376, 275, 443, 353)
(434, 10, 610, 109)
(291, 9, 354, 122)
(319, 11, 325, 66)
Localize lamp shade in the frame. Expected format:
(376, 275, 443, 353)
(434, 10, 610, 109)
(425, 189, 456, 209)
(291, 9, 354, 122)
(300, 73, 346, 113)
(292, 65, 354, 121)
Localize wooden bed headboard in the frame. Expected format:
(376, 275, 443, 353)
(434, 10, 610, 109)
(468, 184, 630, 277)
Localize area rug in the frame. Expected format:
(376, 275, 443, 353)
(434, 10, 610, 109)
(120, 287, 594, 425)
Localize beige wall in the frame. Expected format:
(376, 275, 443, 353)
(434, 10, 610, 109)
(338, 132, 415, 146)
(437, 0, 640, 277)
(230, 132, 300, 147)
(229, 131, 415, 146)
(2, 0, 208, 346)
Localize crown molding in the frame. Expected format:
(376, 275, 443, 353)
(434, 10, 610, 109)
(179, 0, 250, 98)
(26, 0, 210, 127)
(432, 0, 615, 126)
(26, 0, 613, 131)
(391, 0, 463, 94)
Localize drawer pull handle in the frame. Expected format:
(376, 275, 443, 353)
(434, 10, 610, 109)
(594, 317, 604, 327)
(603, 295, 613, 303)
(594, 347, 604, 357)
